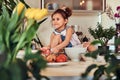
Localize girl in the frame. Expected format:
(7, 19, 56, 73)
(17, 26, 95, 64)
(41, 7, 96, 54)
(50, 7, 81, 54)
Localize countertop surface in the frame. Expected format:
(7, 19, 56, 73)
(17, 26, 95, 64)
(41, 57, 106, 77)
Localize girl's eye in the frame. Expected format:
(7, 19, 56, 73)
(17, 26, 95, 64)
(52, 18, 60, 21)
(56, 18, 59, 21)
(52, 18, 55, 21)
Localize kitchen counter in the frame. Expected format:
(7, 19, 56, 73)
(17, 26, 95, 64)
(17, 50, 106, 79)
(41, 57, 106, 77)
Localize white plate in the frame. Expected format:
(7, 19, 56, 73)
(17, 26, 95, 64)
(47, 62, 69, 66)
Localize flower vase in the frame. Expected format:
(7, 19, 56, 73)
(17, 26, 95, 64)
(115, 23, 120, 53)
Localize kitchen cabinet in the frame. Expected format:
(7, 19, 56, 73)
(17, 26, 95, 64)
(40, 0, 106, 13)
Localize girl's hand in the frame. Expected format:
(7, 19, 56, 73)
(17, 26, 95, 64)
(83, 42, 90, 48)
(40, 47, 51, 56)
(50, 47, 59, 54)
(40, 47, 50, 51)
(82, 42, 96, 52)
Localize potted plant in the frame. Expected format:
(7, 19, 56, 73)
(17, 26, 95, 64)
(82, 35, 120, 80)
(0, 2, 49, 80)
(81, 23, 120, 80)
(88, 23, 116, 55)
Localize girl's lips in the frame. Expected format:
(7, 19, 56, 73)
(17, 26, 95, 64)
(53, 25, 58, 27)
(53, 26, 58, 29)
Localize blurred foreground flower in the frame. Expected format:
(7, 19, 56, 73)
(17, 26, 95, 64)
(0, 1, 48, 80)
(25, 8, 48, 20)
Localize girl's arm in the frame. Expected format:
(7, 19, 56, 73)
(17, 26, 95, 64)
(54, 27, 74, 50)
(47, 33, 55, 48)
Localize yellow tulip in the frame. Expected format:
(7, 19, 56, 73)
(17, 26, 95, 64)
(15, 2, 25, 15)
(25, 8, 48, 20)
(25, 8, 31, 17)
(34, 8, 48, 20)
(25, 8, 37, 19)
(25, 8, 34, 19)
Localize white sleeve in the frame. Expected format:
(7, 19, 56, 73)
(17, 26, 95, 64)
(70, 33, 81, 46)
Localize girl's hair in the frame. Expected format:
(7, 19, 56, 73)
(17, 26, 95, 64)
(51, 7, 72, 19)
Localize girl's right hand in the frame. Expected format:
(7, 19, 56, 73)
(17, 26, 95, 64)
(40, 47, 50, 51)
(40, 47, 51, 56)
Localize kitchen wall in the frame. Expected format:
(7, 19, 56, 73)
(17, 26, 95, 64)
(25, 0, 120, 46)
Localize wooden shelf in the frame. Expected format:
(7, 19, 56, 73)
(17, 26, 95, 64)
(41, 0, 106, 14)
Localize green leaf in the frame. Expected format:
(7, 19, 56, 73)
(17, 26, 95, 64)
(1, 5, 10, 24)
(5, 31, 10, 51)
(10, 32, 20, 43)
(0, 67, 10, 80)
(93, 65, 105, 80)
(81, 64, 97, 78)
(85, 49, 99, 59)
(0, 6, 10, 49)
(16, 59, 28, 80)
(8, 63, 22, 80)
(25, 22, 39, 42)
(0, 16, 4, 43)
(91, 40, 103, 46)
(8, 11, 18, 31)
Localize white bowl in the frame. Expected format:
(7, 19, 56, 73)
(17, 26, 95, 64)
(65, 47, 87, 62)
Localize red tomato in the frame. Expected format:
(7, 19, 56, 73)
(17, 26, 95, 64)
(56, 54, 67, 62)
(56, 58, 65, 62)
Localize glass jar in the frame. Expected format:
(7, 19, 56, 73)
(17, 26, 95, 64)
(86, 0, 93, 10)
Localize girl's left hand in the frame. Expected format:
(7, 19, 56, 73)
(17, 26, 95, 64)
(82, 42, 96, 52)
(83, 42, 90, 48)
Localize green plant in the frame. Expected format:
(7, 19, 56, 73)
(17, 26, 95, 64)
(81, 23, 120, 80)
(0, 0, 29, 15)
(0, 2, 49, 80)
(88, 23, 116, 46)
(82, 37, 120, 80)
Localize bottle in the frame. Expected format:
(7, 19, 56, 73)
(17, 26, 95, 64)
(115, 24, 120, 53)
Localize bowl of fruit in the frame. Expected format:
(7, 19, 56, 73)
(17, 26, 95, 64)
(40, 47, 68, 66)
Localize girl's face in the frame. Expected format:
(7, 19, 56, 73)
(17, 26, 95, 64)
(52, 13, 68, 31)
